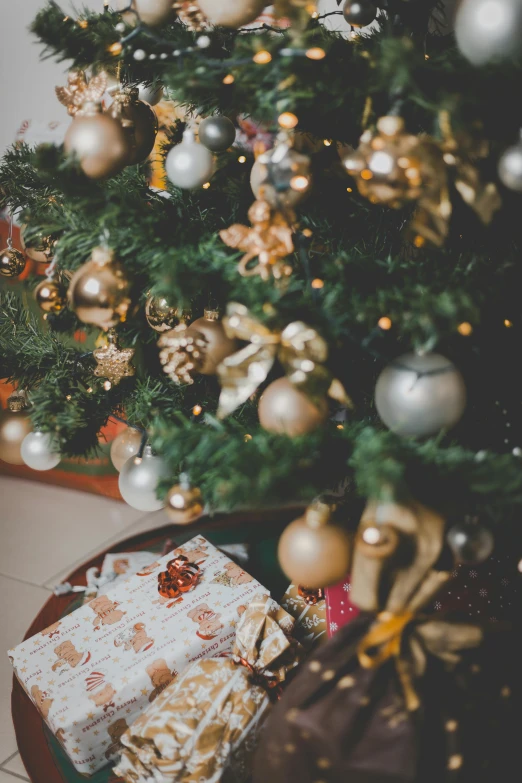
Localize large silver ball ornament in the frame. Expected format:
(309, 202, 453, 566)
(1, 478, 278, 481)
(198, 116, 236, 153)
(118, 445, 168, 511)
(455, 0, 522, 66)
(21, 431, 61, 471)
(165, 130, 214, 190)
(137, 82, 164, 106)
(498, 139, 522, 192)
(447, 520, 494, 565)
(375, 352, 467, 438)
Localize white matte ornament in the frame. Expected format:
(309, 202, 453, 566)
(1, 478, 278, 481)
(197, 0, 265, 28)
(455, 0, 522, 66)
(375, 352, 467, 438)
(21, 432, 61, 471)
(498, 140, 522, 192)
(119, 445, 168, 511)
(165, 130, 214, 190)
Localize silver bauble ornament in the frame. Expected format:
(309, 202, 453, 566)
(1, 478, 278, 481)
(197, 0, 265, 28)
(118, 445, 168, 511)
(165, 130, 214, 190)
(342, 0, 377, 27)
(455, 0, 522, 66)
(64, 108, 129, 180)
(21, 431, 61, 471)
(110, 427, 143, 472)
(498, 139, 522, 192)
(198, 116, 236, 152)
(375, 352, 467, 438)
(447, 520, 494, 565)
(137, 82, 163, 106)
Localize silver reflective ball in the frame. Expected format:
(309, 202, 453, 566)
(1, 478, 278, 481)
(137, 82, 163, 106)
(375, 352, 467, 438)
(118, 446, 168, 511)
(498, 142, 522, 192)
(165, 132, 214, 189)
(455, 0, 522, 66)
(198, 116, 236, 153)
(447, 522, 494, 564)
(21, 432, 61, 471)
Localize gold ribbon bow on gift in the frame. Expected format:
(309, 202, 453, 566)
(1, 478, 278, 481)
(217, 302, 351, 418)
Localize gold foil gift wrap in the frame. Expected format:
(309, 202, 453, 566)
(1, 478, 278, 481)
(252, 501, 522, 783)
(114, 593, 303, 783)
(281, 584, 327, 649)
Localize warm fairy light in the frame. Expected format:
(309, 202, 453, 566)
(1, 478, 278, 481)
(425, 54, 430, 60)
(78, 19, 88, 28)
(360, 169, 373, 180)
(202, 182, 211, 189)
(337, 424, 344, 430)
(43, 313, 49, 321)
(413, 235, 426, 248)
(108, 41, 123, 55)
(193, 405, 203, 415)
(134, 456, 143, 465)
(63, 15, 70, 21)
(311, 278, 324, 289)
(323, 139, 332, 147)
(290, 175, 309, 191)
(346, 187, 353, 192)
(238, 155, 247, 163)
(504, 319, 513, 328)
(253, 50, 272, 64)
(311, 10, 319, 18)
(222, 74, 235, 84)
(378, 316, 392, 330)
(458, 322, 473, 336)
(103, 380, 112, 390)
(306, 47, 326, 60)
(278, 112, 298, 129)
(302, 228, 313, 238)
(86, 387, 93, 393)
(66, 395, 72, 401)
(244, 433, 253, 442)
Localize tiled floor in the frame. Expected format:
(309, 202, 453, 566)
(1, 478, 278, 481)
(0, 475, 168, 782)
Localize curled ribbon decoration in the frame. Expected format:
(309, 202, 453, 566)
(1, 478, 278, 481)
(217, 302, 351, 418)
(297, 586, 324, 606)
(157, 555, 200, 602)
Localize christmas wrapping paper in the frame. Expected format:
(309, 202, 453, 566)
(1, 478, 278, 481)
(280, 584, 327, 649)
(325, 575, 360, 637)
(8, 535, 269, 777)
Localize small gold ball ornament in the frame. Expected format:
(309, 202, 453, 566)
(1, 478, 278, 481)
(20, 225, 55, 263)
(121, 0, 175, 26)
(0, 392, 32, 465)
(67, 246, 133, 330)
(64, 104, 130, 180)
(278, 502, 351, 589)
(197, 0, 265, 27)
(0, 246, 26, 278)
(106, 88, 158, 165)
(145, 293, 180, 332)
(35, 279, 66, 313)
(258, 377, 328, 437)
(110, 427, 143, 472)
(166, 479, 204, 524)
(189, 310, 238, 375)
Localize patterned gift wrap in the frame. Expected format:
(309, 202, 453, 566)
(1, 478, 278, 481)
(8, 536, 269, 776)
(280, 584, 327, 649)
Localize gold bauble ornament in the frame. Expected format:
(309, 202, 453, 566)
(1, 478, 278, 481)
(64, 106, 130, 180)
(122, 0, 175, 26)
(0, 392, 32, 465)
(20, 225, 55, 263)
(159, 309, 237, 384)
(107, 88, 158, 165)
(258, 377, 328, 436)
(0, 246, 26, 278)
(110, 427, 143, 472)
(67, 246, 133, 330)
(278, 502, 351, 589)
(145, 293, 180, 332)
(197, 0, 265, 27)
(35, 279, 66, 313)
(166, 480, 204, 524)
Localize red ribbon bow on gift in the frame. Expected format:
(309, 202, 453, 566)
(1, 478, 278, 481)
(157, 555, 200, 602)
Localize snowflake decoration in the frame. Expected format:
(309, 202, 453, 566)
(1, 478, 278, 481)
(434, 601, 442, 611)
(343, 583, 351, 592)
(501, 577, 509, 586)
(490, 616, 498, 623)
(479, 588, 488, 597)
(469, 570, 478, 578)
(329, 622, 338, 633)
(451, 569, 460, 579)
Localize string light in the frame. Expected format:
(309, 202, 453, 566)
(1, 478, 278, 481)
(192, 405, 203, 415)
(290, 175, 309, 191)
(78, 19, 88, 28)
(278, 112, 298, 129)
(244, 433, 253, 441)
(302, 228, 313, 238)
(311, 278, 324, 289)
(306, 47, 326, 60)
(202, 182, 211, 189)
(86, 387, 93, 394)
(65, 395, 72, 401)
(458, 322, 473, 336)
(323, 139, 332, 147)
(504, 319, 513, 328)
(346, 187, 353, 192)
(378, 316, 392, 330)
(337, 424, 344, 430)
(108, 41, 123, 56)
(413, 235, 426, 248)
(103, 380, 112, 390)
(311, 10, 319, 18)
(238, 155, 247, 163)
(222, 74, 235, 84)
(253, 50, 272, 64)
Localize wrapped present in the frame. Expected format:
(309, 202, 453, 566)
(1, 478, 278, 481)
(253, 501, 522, 783)
(325, 574, 360, 636)
(8, 536, 269, 776)
(281, 584, 327, 649)
(114, 593, 302, 783)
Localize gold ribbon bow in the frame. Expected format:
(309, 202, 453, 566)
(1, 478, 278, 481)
(217, 302, 350, 418)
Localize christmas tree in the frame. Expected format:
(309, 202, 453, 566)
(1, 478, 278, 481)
(1, 0, 522, 575)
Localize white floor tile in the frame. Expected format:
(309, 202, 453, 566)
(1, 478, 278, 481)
(0, 477, 144, 585)
(2, 753, 28, 780)
(0, 575, 50, 764)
